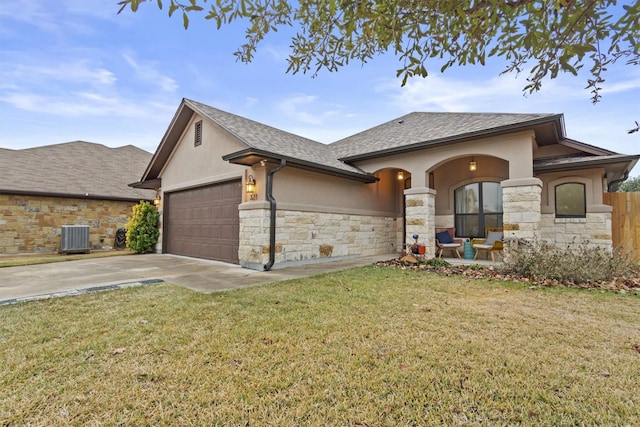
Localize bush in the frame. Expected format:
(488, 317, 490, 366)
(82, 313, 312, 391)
(126, 201, 160, 254)
(501, 238, 636, 284)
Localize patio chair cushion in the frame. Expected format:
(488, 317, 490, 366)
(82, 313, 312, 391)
(439, 243, 461, 248)
(473, 243, 494, 250)
(436, 230, 453, 244)
(484, 231, 503, 246)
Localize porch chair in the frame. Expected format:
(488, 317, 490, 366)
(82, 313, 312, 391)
(472, 227, 504, 262)
(435, 227, 463, 259)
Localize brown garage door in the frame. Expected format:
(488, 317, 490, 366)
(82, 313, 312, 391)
(164, 180, 241, 263)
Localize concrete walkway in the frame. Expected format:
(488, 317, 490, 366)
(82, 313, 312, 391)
(0, 253, 399, 304)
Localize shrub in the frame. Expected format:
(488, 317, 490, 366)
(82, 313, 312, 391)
(502, 238, 636, 284)
(424, 258, 450, 267)
(126, 201, 160, 254)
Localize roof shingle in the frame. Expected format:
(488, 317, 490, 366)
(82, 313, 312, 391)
(0, 141, 154, 200)
(185, 99, 367, 175)
(329, 112, 559, 160)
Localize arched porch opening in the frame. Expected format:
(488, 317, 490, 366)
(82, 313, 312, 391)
(429, 155, 509, 239)
(370, 167, 412, 253)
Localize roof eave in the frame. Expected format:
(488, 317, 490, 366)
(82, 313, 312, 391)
(129, 178, 162, 190)
(533, 155, 640, 173)
(223, 149, 378, 183)
(339, 114, 565, 162)
(140, 99, 195, 182)
(0, 189, 153, 202)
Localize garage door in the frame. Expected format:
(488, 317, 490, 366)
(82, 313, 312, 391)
(164, 180, 241, 263)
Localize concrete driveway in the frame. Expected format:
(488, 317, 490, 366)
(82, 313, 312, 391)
(0, 253, 396, 304)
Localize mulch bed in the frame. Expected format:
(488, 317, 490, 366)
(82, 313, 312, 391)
(375, 257, 640, 294)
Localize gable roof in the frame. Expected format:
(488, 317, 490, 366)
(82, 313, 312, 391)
(187, 99, 374, 180)
(1, 141, 154, 201)
(137, 98, 375, 186)
(329, 112, 564, 161)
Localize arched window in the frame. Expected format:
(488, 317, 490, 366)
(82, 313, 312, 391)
(454, 182, 503, 238)
(555, 183, 586, 218)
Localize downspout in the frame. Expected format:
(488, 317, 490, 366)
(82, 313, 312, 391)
(608, 171, 630, 192)
(264, 159, 287, 271)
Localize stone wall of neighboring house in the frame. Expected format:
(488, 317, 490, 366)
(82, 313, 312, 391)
(0, 194, 139, 255)
(238, 207, 401, 269)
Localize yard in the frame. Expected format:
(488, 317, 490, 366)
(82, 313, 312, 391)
(1, 266, 639, 425)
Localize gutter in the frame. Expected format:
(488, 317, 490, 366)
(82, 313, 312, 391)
(0, 189, 152, 203)
(264, 159, 287, 271)
(223, 149, 376, 183)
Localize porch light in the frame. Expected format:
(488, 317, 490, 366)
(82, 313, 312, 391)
(469, 158, 477, 172)
(397, 171, 404, 180)
(246, 175, 257, 200)
(153, 191, 161, 206)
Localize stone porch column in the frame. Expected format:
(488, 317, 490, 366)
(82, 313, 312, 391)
(501, 177, 542, 242)
(404, 187, 436, 258)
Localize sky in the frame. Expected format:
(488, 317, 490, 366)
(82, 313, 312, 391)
(1, 0, 639, 177)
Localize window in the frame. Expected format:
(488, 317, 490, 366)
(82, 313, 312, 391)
(454, 182, 503, 238)
(194, 120, 202, 147)
(555, 183, 586, 218)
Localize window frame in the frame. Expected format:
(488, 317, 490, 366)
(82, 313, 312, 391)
(454, 181, 503, 238)
(554, 182, 586, 218)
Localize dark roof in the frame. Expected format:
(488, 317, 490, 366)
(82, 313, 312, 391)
(137, 99, 637, 187)
(329, 112, 563, 161)
(185, 99, 369, 177)
(138, 99, 374, 185)
(535, 153, 639, 191)
(1, 141, 154, 201)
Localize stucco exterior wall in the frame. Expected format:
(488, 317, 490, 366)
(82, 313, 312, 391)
(239, 206, 401, 269)
(432, 156, 509, 215)
(0, 194, 137, 255)
(266, 167, 403, 215)
(160, 114, 247, 193)
(354, 130, 535, 187)
(537, 169, 607, 213)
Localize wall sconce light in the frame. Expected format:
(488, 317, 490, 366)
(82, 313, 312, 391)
(153, 191, 161, 206)
(397, 171, 404, 180)
(246, 175, 257, 200)
(469, 158, 477, 172)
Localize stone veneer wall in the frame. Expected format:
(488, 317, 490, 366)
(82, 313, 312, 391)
(501, 178, 542, 242)
(0, 194, 139, 255)
(239, 207, 401, 269)
(540, 212, 613, 251)
(404, 188, 436, 258)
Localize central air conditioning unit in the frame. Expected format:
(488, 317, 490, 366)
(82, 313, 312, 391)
(60, 225, 91, 254)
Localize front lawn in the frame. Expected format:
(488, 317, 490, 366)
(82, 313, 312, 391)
(1, 267, 638, 425)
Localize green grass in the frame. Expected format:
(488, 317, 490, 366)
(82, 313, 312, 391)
(0, 250, 133, 268)
(1, 267, 639, 425)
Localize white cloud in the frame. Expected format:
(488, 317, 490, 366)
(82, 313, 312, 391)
(0, 60, 117, 89)
(275, 94, 343, 125)
(600, 73, 640, 95)
(245, 97, 259, 107)
(0, 91, 174, 119)
(0, 0, 121, 38)
(122, 52, 179, 92)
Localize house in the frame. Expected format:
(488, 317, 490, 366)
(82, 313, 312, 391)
(0, 141, 154, 254)
(131, 98, 639, 270)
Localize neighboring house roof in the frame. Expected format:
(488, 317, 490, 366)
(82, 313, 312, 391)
(329, 112, 564, 161)
(1, 141, 154, 201)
